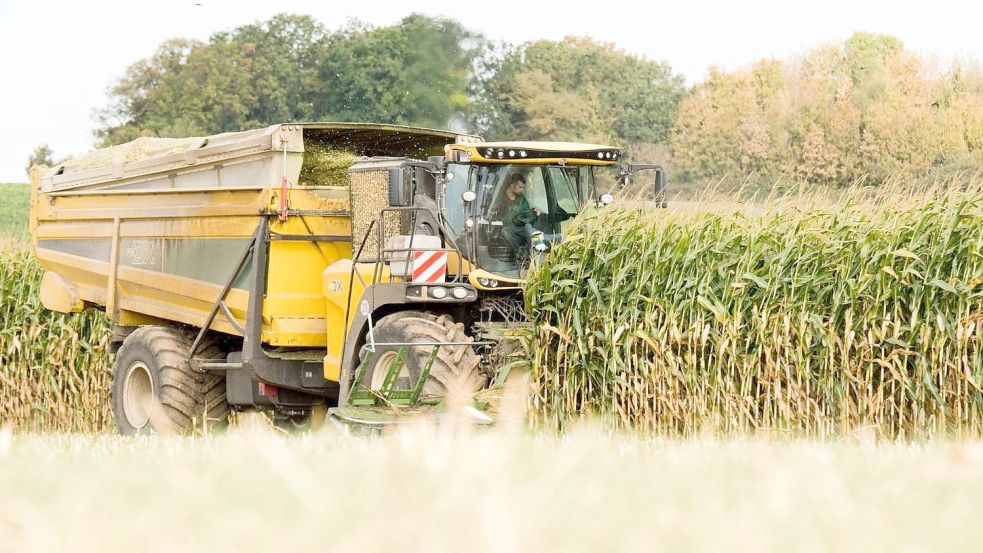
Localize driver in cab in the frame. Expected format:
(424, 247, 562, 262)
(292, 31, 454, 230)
(497, 173, 547, 261)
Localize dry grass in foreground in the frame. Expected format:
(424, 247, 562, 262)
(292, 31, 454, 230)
(1, 424, 983, 552)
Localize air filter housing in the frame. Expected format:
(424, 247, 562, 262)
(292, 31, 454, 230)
(348, 157, 411, 261)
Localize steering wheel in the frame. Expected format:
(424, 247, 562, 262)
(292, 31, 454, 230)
(555, 210, 575, 222)
(513, 209, 538, 225)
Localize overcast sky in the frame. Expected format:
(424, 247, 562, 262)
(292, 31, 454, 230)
(1, 0, 982, 182)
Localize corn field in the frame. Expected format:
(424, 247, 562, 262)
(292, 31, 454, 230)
(525, 182, 983, 438)
(3, 181, 983, 437)
(0, 240, 113, 432)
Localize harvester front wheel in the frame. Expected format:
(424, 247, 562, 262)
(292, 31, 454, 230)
(111, 326, 228, 436)
(360, 312, 486, 399)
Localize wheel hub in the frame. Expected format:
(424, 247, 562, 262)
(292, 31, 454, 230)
(370, 351, 411, 390)
(122, 361, 154, 429)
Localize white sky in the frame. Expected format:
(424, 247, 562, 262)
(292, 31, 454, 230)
(1, 0, 982, 182)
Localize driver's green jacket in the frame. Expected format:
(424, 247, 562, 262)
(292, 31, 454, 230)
(500, 194, 531, 227)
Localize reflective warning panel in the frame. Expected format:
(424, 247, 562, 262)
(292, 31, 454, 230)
(412, 250, 447, 283)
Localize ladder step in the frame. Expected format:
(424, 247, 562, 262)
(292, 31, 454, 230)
(194, 359, 244, 372)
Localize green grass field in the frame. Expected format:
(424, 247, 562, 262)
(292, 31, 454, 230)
(2, 426, 983, 552)
(0, 183, 29, 239)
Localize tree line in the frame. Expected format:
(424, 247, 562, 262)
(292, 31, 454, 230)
(35, 14, 983, 186)
(672, 33, 983, 186)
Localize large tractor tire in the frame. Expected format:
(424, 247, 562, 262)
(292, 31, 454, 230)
(359, 311, 486, 398)
(111, 326, 229, 436)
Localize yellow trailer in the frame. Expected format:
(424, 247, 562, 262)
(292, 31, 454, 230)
(30, 122, 665, 434)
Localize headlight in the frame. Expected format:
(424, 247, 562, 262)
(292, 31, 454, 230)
(478, 277, 490, 286)
(451, 287, 468, 299)
(489, 279, 499, 288)
(430, 287, 448, 299)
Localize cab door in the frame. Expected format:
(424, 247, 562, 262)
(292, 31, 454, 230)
(544, 166, 582, 236)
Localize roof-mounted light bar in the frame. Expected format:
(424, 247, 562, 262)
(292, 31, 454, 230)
(464, 145, 623, 164)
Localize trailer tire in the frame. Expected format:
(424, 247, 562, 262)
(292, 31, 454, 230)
(359, 311, 486, 398)
(111, 326, 229, 436)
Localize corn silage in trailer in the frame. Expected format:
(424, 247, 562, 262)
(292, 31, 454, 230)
(524, 186, 983, 438)
(298, 142, 357, 186)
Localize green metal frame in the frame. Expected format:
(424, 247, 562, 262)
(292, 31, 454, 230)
(348, 345, 440, 406)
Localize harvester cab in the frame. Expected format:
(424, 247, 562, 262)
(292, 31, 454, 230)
(334, 139, 668, 418)
(439, 142, 667, 283)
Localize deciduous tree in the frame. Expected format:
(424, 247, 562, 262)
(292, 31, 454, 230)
(25, 144, 54, 175)
(95, 14, 482, 145)
(475, 37, 685, 147)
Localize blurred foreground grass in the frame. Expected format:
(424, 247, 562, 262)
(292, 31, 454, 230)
(2, 425, 983, 552)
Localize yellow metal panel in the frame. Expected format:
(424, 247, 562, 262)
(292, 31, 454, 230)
(33, 220, 116, 239)
(35, 215, 268, 241)
(446, 251, 473, 276)
(321, 260, 391, 382)
(461, 144, 620, 166)
(468, 269, 522, 291)
(34, 248, 112, 305)
(270, 317, 328, 339)
(29, 165, 45, 241)
(265, 194, 351, 345)
(36, 187, 272, 221)
(106, 218, 121, 319)
(115, 265, 250, 336)
(39, 272, 84, 313)
(476, 141, 618, 151)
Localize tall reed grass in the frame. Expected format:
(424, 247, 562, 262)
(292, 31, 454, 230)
(525, 181, 983, 438)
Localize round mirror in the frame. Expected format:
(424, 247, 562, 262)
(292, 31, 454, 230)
(600, 193, 615, 206)
(462, 190, 476, 202)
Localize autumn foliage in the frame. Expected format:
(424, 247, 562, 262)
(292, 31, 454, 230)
(671, 33, 983, 186)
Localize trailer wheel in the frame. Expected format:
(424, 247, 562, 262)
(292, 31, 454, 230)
(111, 326, 229, 436)
(359, 311, 486, 398)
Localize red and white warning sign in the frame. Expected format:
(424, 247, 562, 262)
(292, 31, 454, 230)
(412, 250, 447, 283)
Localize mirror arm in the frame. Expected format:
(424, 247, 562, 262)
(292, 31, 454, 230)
(624, 164, 667, 209)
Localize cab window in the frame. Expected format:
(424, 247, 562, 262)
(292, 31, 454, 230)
(524, 168, 550, 214)
(441, 164, 470, 235)
(547, 167, 581, 213)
